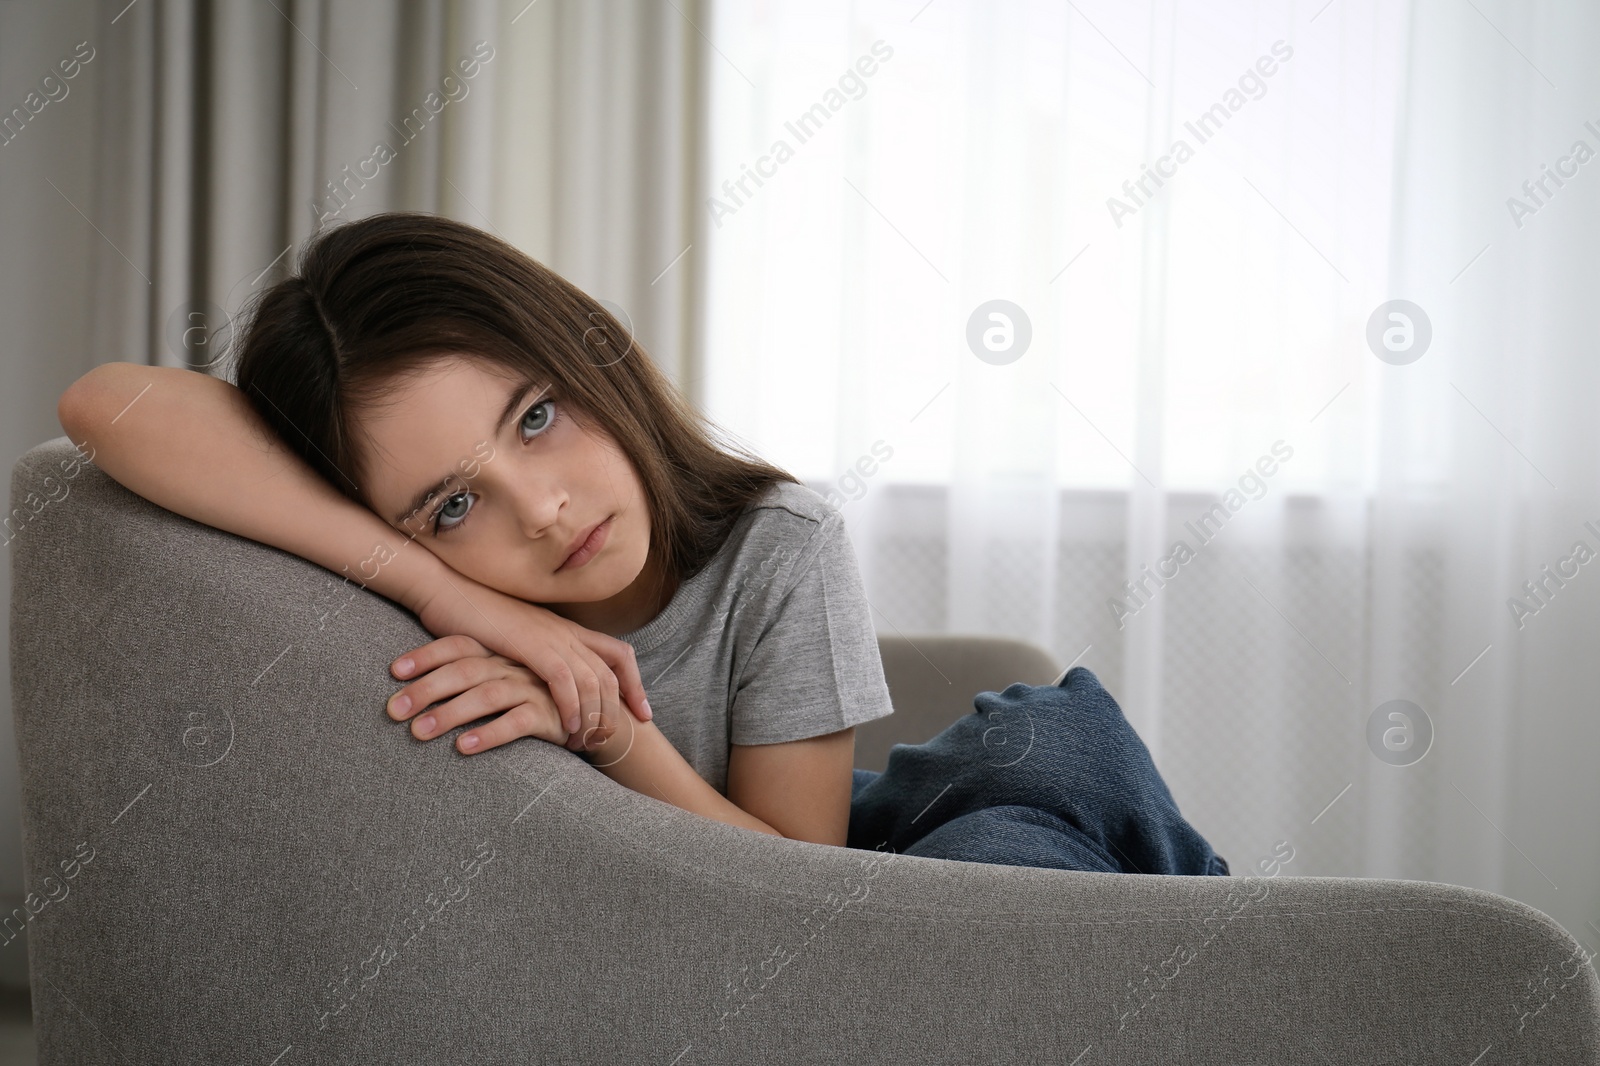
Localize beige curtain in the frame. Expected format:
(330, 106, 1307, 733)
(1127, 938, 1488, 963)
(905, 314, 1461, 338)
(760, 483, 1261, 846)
(89, 0, 709, 393)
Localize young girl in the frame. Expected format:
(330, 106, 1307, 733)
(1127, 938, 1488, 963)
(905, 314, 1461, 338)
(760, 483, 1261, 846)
(58, 212, 1228, 875)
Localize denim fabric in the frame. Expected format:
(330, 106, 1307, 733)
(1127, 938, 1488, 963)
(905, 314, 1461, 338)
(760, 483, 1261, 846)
(847, 666, 1230, 876)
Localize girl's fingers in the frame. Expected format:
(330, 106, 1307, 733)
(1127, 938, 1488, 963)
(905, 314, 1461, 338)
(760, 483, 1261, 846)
(561, 638, 622, 746)
(416, 680, 546, 743)
(576, 630, 652, 723)
(391, 634, 490, 680)
(388, 655, 501, 722)
(457, 704, 565, 755)
(561, 714, 615, 753)
(523, 645, 585, 735)
(526, 642, 609, 738)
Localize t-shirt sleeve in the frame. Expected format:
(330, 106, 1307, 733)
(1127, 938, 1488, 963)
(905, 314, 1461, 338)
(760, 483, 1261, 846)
(729, 511, 897, 746)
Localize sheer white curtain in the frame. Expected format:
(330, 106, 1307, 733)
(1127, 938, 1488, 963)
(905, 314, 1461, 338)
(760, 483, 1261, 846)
(700, 0, 1600, 944)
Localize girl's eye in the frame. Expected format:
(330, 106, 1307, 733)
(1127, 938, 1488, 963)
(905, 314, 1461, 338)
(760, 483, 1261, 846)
(520, 398, 561, 442)
(433, 398, 561, 537)
(433, 491, 474, 534)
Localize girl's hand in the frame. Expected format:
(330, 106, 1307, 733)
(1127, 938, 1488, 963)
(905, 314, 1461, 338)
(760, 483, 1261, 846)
(409, 570, 653, 736)
(387, 634, 618, 755)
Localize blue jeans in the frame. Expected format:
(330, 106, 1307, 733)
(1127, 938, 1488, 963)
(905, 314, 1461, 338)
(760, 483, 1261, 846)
(847, 666, 1230, 876)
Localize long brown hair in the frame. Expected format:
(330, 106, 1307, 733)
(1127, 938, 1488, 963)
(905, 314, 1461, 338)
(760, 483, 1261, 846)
(230, 211, 799, 596)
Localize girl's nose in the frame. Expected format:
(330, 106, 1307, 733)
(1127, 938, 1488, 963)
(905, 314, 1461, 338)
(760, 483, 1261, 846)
(508, 477, 565, 541)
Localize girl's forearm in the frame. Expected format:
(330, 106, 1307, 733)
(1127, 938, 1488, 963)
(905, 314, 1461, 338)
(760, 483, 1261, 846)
(57, 362, 451, 615)
(587, 721, 783, 838)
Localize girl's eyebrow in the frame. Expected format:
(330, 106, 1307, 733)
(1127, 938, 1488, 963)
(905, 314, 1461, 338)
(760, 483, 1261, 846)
(391, 379, 545, 525)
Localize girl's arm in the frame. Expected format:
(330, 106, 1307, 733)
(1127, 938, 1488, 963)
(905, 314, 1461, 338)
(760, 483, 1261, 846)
(57, 363, 446, 615)
(55, 363, 651, 733)
(383, 633, 785, 837)
(582, 716, 790, 839)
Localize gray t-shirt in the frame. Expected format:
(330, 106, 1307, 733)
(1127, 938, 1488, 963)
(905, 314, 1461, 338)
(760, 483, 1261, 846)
(617, 480, 896, 796)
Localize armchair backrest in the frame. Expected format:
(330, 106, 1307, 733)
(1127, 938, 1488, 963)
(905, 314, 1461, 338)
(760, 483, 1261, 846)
(862, 634, 1059, 772)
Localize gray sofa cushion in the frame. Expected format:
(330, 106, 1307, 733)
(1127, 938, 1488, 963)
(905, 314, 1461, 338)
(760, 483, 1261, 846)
(9, 436, 1599, 1064)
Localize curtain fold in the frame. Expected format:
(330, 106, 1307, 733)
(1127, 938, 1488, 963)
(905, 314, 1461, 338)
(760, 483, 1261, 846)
(88, 0, 707, 391)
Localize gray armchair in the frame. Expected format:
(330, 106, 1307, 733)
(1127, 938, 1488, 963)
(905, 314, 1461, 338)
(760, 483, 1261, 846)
(857, 634, 1063, 773)
(10, 436, 1599, 1064)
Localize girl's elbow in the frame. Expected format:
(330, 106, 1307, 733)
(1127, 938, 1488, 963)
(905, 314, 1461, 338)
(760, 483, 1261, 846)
(57, 375, 96, 441)
(58, 363, 145, 443)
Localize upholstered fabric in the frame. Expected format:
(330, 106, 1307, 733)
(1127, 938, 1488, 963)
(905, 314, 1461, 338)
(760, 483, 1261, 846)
(858, 634, 1063, 772)
(10, 437, 1599, 1064)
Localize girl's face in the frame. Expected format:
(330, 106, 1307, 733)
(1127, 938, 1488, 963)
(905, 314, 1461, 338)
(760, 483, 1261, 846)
(357, 354, 671, 637)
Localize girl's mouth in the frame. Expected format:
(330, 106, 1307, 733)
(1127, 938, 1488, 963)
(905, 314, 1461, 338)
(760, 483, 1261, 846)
(558, 516, 612, 572)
